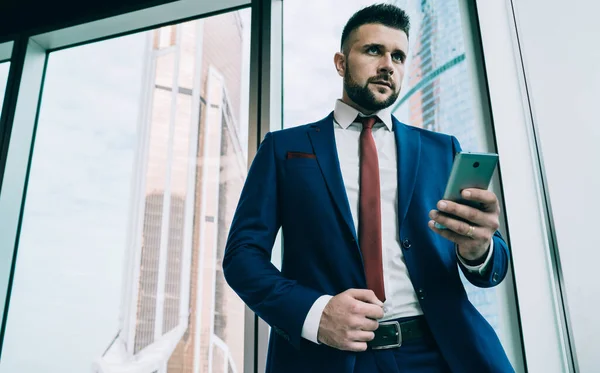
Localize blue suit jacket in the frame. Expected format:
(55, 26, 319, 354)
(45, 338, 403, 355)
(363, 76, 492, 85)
(223, 113, 514, 373)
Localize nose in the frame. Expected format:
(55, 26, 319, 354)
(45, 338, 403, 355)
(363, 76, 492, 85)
(378, 53, 394, 76)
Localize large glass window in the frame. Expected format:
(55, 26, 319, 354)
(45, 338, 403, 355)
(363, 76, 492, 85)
(509, 1, 600, 370)
(0, 8, 251, 373)
(283, 0, 524, 370)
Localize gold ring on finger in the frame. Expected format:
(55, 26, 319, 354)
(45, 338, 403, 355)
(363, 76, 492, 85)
(466, 225, 475, 238)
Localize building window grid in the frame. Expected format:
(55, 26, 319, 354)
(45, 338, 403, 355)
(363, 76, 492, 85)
(162, 195, 185, 334)
(412, 39, 436, 66)
(205, 73, 244, 373)
(162, 91, 193, 336)
(404, 0, 475, 136)
(134, 23, 194, 354)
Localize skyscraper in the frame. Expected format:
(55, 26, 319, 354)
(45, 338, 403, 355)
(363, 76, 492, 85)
(392, 0, 499, 330)
(94, 10, 249, 373)
(394, 0, 481, 151)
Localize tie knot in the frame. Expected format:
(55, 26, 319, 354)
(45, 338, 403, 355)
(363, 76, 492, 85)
(360, 116, 377, 130)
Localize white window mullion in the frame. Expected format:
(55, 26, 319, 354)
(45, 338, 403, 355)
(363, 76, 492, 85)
(206, 65, 225, 360)
(0, 38, 46, 340)
(153, 43, 181, 341)
(178, 21, 200, 331)
(190, 19, 209, 373)
(124, 30, 155, 353)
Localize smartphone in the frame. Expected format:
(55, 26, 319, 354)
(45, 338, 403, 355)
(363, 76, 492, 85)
(434, 152, 499, 229)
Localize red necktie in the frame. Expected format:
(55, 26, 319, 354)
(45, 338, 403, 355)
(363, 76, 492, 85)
(358, 116, 385, 302)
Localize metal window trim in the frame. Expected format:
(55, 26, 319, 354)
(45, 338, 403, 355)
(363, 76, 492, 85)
(246, 1, 281, 373)
(474, 0, 575, 371)
(29, 0, 252, 53)
(0, 37, 48, 358)
(0, 41, 13, 62)
(506, 0, 578, 370)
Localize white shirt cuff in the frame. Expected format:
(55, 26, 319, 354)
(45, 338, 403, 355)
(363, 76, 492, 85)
(301, 294, 333, 344)
(456, 238, 494, 275)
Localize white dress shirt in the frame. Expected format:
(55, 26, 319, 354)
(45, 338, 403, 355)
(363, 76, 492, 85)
(300, 99, 494, 344)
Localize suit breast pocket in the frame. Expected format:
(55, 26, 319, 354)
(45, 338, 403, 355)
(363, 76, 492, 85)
(285, 157, 319, 168)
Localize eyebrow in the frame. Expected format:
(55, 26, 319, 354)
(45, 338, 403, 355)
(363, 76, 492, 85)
(363, 43, 407, 60)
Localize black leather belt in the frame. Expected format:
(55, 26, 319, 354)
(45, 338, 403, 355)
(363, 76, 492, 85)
(367, 316, 429, 350)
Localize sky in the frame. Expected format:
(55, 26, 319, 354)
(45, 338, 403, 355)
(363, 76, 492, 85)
(0, 1, 518, 372)
(0, 33, 146, 372)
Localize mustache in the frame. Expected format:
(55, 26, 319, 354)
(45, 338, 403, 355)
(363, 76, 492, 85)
(368, 75, 395, 88)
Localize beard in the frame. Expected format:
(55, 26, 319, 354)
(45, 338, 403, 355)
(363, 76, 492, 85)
(344, 65, 400, 112)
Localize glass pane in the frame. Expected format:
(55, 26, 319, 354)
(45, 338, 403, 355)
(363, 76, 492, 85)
(1, 8, 251, 373)
(283, 0, 523, 369)
(210, 344, 227, 373)
(0, 62, 9, 111)
(390, 0, 515, 347)
(510, 1, 600, 370)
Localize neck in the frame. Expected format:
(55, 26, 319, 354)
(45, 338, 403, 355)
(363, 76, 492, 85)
(340, 93, 377, 116)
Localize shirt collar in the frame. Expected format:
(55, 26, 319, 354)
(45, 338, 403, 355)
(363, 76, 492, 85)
(333, 99, 394, 131)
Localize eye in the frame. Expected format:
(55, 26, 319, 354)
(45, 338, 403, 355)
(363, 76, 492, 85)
(366, 46, 380, 54)
(392, 53, 405, 63)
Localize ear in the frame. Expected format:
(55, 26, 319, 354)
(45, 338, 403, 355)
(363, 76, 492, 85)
(334, 52, 346, 78)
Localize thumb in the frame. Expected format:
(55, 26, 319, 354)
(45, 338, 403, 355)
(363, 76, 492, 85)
(347, 288, 384, 306)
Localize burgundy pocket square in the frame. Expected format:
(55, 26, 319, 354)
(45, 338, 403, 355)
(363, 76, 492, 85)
(286, 151, 316, 159)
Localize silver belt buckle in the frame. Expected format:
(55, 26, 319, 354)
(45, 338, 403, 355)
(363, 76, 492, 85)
(372, 320, 402, 350)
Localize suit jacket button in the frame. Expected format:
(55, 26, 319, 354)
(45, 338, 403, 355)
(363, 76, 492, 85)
(402, 239, 412, 249)
(492, 272, 499, 282)
(417, 288, 426, 300)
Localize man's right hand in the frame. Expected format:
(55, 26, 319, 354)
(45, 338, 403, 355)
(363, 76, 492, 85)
(317, 289, 384, 352)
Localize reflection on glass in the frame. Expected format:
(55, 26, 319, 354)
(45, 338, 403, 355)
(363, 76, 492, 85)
(391, 0, 496, 329)
(392, 0, 485, 151)
(0, 62, 10, 111)
(1, 9, 250, 373)
(284, 0, 510, 351)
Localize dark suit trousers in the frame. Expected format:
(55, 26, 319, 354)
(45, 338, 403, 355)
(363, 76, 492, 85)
(353, 322, 452, 373)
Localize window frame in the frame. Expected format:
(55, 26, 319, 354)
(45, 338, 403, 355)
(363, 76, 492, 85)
(0, 42, 12, 63)
(0, 4, 278, 373)
(473, 0, 575, 371)
(2, 0, 576, 372)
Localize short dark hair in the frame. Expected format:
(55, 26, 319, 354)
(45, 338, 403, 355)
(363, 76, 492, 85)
(340, 4, 410, 54)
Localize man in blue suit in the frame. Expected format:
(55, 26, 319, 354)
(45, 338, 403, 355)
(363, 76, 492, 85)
(223, 4, 514, 372)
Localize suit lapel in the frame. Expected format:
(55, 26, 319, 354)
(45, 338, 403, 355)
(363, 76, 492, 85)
(305, 114, 422, 244)
(393, 117, 421, 232)
(307, 113, 358, 243)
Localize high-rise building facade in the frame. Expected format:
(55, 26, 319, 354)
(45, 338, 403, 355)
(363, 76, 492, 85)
(392, 0, 499, 330)
(395, 0, 482, 150)
(94, 10, 249, 373)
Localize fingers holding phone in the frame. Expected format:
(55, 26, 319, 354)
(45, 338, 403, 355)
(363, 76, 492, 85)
(460, 188, 499, 214)
(428, 152, 501, 261)
(433, 190, 499, 230)
(429, 189, 497, 230)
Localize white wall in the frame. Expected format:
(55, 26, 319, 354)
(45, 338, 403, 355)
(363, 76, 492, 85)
(513, 1, 600, 371)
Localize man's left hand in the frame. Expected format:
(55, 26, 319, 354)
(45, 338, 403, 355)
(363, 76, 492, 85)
(428, 188, 500, 261)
